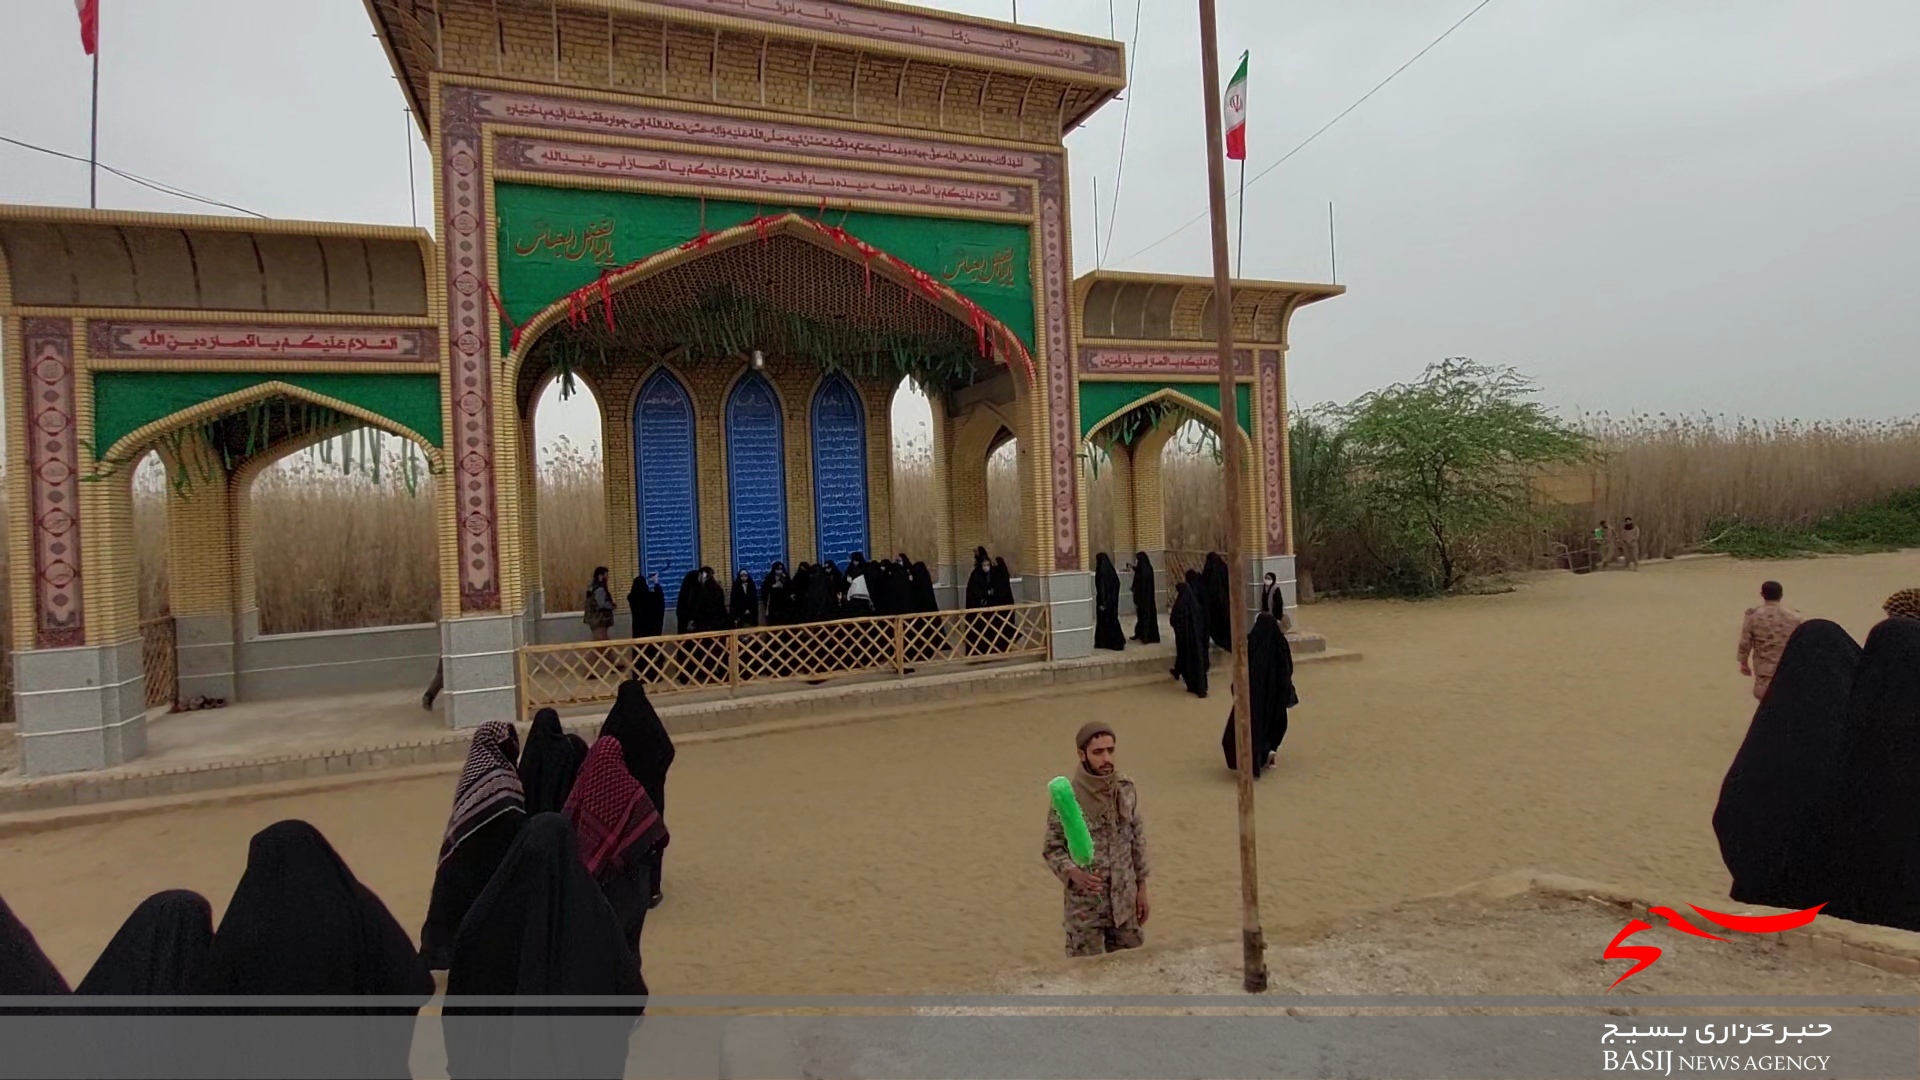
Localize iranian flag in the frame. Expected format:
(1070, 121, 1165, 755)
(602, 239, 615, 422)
(76, 0, 99, 55)
(1224, 51, 1249, 161)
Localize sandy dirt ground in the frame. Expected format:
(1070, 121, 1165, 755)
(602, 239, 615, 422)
(4, 551, 1915, 994)
(1002, 890, 1920, 998)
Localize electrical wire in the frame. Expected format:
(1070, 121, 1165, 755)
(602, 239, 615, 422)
(1099, 0, 1146, 266)
(1115, 0, 1495, 267)
(0, 134, 268, 218)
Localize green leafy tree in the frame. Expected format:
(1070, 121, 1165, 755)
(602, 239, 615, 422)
(1287, 406, 1354, 603)
(1341, 358, 1589, 591)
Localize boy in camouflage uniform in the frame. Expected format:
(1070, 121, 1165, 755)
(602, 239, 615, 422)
(1043, 722, 1151, 957)
(1738, 580, 1802, 700)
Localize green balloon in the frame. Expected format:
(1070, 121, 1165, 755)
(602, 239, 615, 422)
(1048, 776, 1096, 869)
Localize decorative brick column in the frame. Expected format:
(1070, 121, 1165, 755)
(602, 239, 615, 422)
(160, 431, 237, 704)
(11, 317, 146, 775)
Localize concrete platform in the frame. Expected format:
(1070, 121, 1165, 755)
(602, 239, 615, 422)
(0, 627, 1351, 818)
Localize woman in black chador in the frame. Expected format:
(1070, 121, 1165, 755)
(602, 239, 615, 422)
(628, 572, 665, 637)
(1222, 612, 1296, 778)
(1202, 552, 1233, 652)
(198, 821, 434, 1079)
(675, 569, 702, 633)
(964, 549, 993, 655)
(1130, 552, 1160, 644)
(1820, 618, 1920, 931)
(443, 814, 644, 1080)
(518, 707, 585, 816)
(730, 569, 760, 628)
(1712, 619, 1859, 911)
(1170, 573, 1210, 698)
(1093, 553, 1126, 651)
(421, 722, 527, 970)
(763, 562, 793, 625)
(600, 680, 676, 910)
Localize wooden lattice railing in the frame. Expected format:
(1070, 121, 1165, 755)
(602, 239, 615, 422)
(139, 614, 177, 711)
(518, 603, 1051, 717)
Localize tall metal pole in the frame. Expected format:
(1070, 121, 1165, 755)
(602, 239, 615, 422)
(1196, 0, 1266, 993)
(89, 49, 100, 208)
(405, 108, 418, 228)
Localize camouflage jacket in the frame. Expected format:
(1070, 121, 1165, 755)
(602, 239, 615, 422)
(1738, 603, 1803, 679)
(1043, 778, 1150, 931)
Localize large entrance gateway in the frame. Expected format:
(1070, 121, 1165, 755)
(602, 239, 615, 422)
(0, 0, 1340, 775)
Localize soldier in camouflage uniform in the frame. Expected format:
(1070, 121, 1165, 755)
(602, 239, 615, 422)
(1738, 580, 1803, 701)
(1043, 721, 1151, 957)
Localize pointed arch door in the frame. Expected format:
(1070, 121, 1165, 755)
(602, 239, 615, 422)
(633, 370, 699, 606)
(811, 375, 870, 564)
(726, 371, 788, 577)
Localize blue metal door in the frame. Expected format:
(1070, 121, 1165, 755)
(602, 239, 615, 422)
(633, 370, 699, 606)
(811, 375, 869, 564)
(726, 371, 788, 577)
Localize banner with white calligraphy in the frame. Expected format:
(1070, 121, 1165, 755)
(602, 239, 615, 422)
(89, 323, 436, 363)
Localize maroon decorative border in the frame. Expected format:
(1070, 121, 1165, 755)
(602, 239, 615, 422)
(443, 89, 502, 612)
(21, 318, 85, 648)
(445, 81, 1080, 598)
(1258, 350, 1287, 556)
(87, 321, 436, 362)
(497, 135, 1032, 214)
(1079, 347, 1253, 377)
(642, 0, 1123, 77)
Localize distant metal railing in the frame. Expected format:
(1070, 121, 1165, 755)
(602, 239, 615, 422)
(517, 603, 1052, 717)
(140, 614, 177, 710)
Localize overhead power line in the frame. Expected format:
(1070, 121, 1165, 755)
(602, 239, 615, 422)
(1100, 0, 1147, 266)
(0, 134, 267, 218)
(1116, 0, 1496, 267)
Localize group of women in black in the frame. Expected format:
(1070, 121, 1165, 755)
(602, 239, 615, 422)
(1, 682, 679, 1079)
(1712, 611, 1920, 932)
(624, 553, 943, 638)
(1164, 552, 1298, 778)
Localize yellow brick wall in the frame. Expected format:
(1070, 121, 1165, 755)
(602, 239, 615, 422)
(1105, 443, 1136, 558)
(71, 321, 141, 647)
(1130, 425, 1170, 551)
(157, 431, 235, 619)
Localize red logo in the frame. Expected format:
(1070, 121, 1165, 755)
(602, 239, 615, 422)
(1603, 904, 1825, 989)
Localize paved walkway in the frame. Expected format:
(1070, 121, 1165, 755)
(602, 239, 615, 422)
(0, 627, 1347, 817)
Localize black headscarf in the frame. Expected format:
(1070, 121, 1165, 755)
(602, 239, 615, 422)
(519, 707, 586, 816)
(444, 814, 643, 1080)
(1712, 619, 1859, 911)
(600, 679, 676, 811)
(1093, 553, 1126, 651)
(1130, 552, 1160, 644)
(730, 570, 760, 627)
(77, 889, 213, 997)
(1, 893, 68, 995)
(629, 575, 665, 638)
(965, 556, 993, 609)
(199, 821, 432, 1078)
(1203, 553, 1233, 651)
(990, 558, 1015, 606)
(1823, 618, 1920, 931)
(675, 570, 702, 632)
(696, 567, 729, 631)
(763, 563, 792, 625)
(1223, 612, 1295, 777)
(1170, 577, 1209, 697)
(910, 562, 938, 613)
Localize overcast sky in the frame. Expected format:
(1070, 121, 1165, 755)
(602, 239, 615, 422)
(5, 0, 1918, 460)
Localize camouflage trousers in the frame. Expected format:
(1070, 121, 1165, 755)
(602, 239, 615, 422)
(1065, 920, 1144, 958)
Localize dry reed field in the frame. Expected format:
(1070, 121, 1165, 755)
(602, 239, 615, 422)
(0, 411, 1916, 723)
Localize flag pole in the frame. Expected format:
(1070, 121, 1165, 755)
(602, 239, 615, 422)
(89, 42, 99, 208)
(1235, 158, 1245, 278)
(1197, 0, 1267, 994)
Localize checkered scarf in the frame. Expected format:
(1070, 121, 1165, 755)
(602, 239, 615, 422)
(439, 720, 524, 864)
(563, 735, 668, 880)
(1885, 588, 1920, 622)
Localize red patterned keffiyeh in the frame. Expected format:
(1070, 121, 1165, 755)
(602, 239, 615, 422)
(439, 721, 525, 864)
(563, 736, 668, 880)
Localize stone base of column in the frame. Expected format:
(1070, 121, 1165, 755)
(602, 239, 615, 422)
(1031, 570, 1095, 660)
(934, 562, 963, 610)
(13, 640, 148, 775)
(440, 614, 524, 729)
(173, 613, 236, 704)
